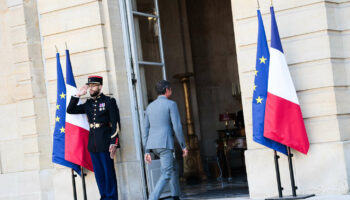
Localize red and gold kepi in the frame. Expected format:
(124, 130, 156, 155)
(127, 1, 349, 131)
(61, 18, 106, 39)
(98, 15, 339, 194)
(86, 75, 103, 85)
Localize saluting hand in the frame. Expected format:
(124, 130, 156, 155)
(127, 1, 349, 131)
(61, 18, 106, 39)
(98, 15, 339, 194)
(77, 85, 88, 97)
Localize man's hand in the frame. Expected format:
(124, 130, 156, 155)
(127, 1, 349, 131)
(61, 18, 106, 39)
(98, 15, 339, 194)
(109, 144, 117, 159)
(144, 153, 152, 164)
(182, 148, 188, 157)
(77, 85, 88, 97)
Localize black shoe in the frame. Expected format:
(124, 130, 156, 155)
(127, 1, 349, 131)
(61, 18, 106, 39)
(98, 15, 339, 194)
(172, 196, 180, 200)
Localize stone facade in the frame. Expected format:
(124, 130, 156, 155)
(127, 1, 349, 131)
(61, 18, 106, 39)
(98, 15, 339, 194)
(0, 0, 54, 199)
(1, 0, 145, 199)
(231, 0, 350, 198)
(0, 0, 348, 199)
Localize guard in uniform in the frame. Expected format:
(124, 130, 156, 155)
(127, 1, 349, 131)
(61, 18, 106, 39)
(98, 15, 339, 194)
(67, 76, 120, 200)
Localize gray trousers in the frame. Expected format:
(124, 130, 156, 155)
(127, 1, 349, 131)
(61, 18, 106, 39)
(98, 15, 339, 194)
(149, 148, 181, 200)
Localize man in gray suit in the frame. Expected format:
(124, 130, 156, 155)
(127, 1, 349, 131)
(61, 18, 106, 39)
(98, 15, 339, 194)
(143, 80, 188, 200)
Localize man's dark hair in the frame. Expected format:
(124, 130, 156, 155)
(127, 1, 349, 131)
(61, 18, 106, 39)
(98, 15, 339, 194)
(155, 80, 171, 95)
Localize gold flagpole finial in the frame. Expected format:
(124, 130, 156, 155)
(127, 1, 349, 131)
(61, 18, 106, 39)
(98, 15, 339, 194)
(270, 0, 273, 6)
(257, 0, 260, 9)
(65, 42, 68, 50)
(55, 45, 58, 53)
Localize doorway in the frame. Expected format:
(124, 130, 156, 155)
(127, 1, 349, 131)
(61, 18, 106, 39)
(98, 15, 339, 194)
(122, 0, 249, 199)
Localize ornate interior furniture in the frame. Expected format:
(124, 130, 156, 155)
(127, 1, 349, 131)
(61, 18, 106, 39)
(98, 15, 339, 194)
(219, 112, 235, 130)
(216, 112, 247, 181)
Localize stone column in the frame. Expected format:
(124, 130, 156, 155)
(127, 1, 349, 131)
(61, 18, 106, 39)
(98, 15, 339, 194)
(231, 0, 350, 198)
(36, 0, 148, 199)
(0, 0, 53, 199)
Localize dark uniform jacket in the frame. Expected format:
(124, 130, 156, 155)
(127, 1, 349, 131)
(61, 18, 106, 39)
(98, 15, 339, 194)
(67, 93, 120, 152)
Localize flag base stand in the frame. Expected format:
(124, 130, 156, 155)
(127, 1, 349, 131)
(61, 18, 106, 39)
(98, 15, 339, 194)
(269, 148, 315, 200)
(266, 194, 315, 200)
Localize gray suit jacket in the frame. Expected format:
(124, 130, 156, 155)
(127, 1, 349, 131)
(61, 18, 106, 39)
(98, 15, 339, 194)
(143, 96, 186, 153)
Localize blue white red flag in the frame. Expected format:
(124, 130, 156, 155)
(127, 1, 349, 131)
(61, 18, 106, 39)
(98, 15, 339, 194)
(252, 9, 287, 155)
(65, 50, 93, 171)
(52, 52, 81, 174)
(263, 7, 310, 155)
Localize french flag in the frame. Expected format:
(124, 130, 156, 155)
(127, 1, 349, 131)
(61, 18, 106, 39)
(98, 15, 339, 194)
(65, 49, 94, 171)
(263, 7, 310, 155)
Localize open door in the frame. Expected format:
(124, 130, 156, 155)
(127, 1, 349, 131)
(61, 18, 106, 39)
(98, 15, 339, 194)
(122, 0, 171, 198)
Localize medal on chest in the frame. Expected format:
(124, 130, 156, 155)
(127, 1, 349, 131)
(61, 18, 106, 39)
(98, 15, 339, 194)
(99, 103, 105, 111)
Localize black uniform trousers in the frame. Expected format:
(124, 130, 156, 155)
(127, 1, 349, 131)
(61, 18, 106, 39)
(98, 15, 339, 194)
(90, 151, 118, 200)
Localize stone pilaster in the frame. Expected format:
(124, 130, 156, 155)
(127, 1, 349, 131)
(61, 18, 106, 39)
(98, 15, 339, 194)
(231, 0, 350, 198)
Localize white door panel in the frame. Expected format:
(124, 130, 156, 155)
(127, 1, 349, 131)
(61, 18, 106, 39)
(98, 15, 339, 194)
(122, 0, 170, 198)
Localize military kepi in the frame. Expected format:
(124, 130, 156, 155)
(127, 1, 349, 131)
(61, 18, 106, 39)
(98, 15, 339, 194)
(87, 75, 103, 85)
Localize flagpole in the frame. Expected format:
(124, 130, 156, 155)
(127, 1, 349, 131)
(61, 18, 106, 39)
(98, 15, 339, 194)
(267, 148, 315, 200)
(71, 169, 77, 200)
(287, 147, 297, 196)
(270, 147, 315, 200)
(287, 147, 316, 199)
(265, 4, 315, 200)
(81, 167, 88, 200)
(274, 150, 283, 198)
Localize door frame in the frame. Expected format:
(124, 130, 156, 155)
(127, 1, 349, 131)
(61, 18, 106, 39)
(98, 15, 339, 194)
(117, 0, 170, 198)
(117, 0, 148, 199)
